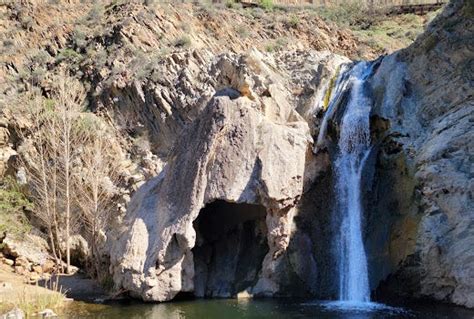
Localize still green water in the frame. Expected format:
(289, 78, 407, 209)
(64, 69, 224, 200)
(62, 299, 474, 319)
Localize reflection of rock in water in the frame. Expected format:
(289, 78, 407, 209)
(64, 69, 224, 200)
(192, 200, 268, 298)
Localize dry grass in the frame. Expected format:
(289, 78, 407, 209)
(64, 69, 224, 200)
(0, 268, 66, 317)
(352, 10, 440, 54)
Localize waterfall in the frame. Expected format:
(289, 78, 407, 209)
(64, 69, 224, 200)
(320, 61, 375, 304)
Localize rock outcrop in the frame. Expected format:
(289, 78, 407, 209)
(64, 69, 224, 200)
(366, 0, 474, 308)
(0, 115, 16, 177)
(111, 0, 473, 306)
(110, 51, 314, 301)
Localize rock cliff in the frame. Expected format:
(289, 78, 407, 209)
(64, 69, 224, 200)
(292, 0, 473, 307)
(95, 0, 474, 306)
(367, 0, 474, 307)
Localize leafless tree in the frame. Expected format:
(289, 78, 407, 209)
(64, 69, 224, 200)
(16, 73, 86, 273)
(16, 92, 63, 267)
(73, 116, 122, 280)
(54, 72, 86, 274)
(14, 72, 123, 277)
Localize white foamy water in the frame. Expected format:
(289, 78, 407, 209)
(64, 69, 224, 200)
(332, 61, 374, 303)
(317, 300, 407, 315)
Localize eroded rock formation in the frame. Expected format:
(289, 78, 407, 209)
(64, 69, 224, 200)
(110, 51, 315, 301)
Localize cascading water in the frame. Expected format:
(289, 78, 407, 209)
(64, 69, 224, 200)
(318, 61, 375, 305)
(334, 61, 373, 303)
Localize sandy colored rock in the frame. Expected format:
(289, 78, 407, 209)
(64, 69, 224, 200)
(14, 266, 26, 276)
(1, 235, 50, 266)
(32, 265, 43, 275)
(42, 260, 56, 274)
(111, 51, 313, 301)
(1, 307, 24, 319)
(14, 256, 30, 270)
(38, 309, 57, 318)
(2, 259, 14, 267)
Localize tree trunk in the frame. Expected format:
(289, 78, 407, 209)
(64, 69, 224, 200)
(64, 105, 72, 274)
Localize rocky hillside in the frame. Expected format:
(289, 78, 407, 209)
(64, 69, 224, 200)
(0, 1, 438, 176)
(0, 0, 472, 310)
(0, 0, 374, 184)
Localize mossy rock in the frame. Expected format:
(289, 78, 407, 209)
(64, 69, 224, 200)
(462, 0, 474, 18)
(421, 34, 439, 53)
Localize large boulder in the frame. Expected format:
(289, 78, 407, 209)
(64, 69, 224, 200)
(1, 234, 50, 267)
(110, 52, 313, 301)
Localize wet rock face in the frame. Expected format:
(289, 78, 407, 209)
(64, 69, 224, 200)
(367, 0, 474, 308)
(290, 169, 334, 299)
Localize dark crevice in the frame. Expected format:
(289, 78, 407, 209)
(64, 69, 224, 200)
(192, 200, 268, 298)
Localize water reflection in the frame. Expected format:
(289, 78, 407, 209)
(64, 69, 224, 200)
(62, 299, 474, 319)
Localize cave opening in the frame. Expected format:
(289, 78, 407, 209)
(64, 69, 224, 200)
(192, 200, 269, 298)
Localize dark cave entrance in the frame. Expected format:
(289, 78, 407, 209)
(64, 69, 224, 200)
(192, 200, 269, 298)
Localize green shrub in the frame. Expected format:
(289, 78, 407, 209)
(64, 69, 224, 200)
(287, 15, 299, 28)
(73, 26, 88, 49)
(30, 67, 47, 85)
(275, 37, 288, 49)
(85, 3, 104, 25)
(29, 50, 51, 67)
(265, 42, 275, 52)
(315, 3, 378, 29)
(3, 39, 15, 47)
(462, 0, 474, 18)
(19, 15, 35, 31)
(249, 8, 261, 19)
(0, 177, 32, 236)
(235, 25, 249, 38)
(265, 37, 288, 53)
(56, 48, 82, 63)
(226, 0, 236, 8)
(259, 0, 273, 10)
